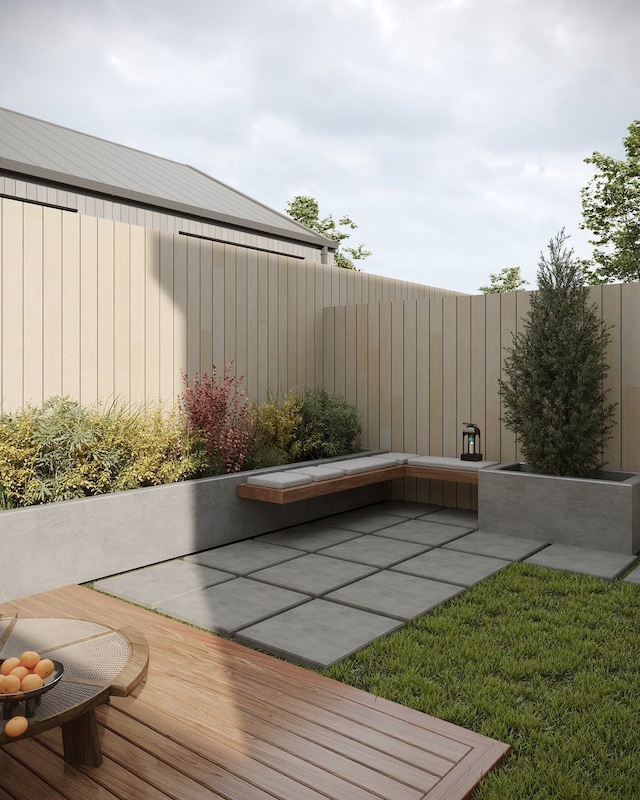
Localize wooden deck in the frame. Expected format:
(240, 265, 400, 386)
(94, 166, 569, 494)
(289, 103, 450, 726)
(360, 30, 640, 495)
(0, 585, 509, 800)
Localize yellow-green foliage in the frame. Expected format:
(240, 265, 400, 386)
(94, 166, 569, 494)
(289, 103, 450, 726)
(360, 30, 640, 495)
(0, 397, 207, 508)
(250, 387, 361, 465)
(253, 389, 303, 462)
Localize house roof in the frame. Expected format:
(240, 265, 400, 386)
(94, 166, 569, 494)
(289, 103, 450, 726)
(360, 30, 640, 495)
(0, 107, 335, 250)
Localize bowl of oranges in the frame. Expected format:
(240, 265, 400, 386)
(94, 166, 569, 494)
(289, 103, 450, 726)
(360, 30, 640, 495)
(0, 651, 64, 734)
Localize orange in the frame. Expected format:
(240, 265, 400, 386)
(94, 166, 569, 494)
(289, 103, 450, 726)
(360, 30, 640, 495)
(21, 673, 44, 692)
(33, 659, 55, 680)
(9, 666, 29, 682)
(1, 658, 20, 676)
(0, 675, 7, 694)
(19, 651, 41, 670)
(4, 716, 28, 738)
(2, 674, 21, 694)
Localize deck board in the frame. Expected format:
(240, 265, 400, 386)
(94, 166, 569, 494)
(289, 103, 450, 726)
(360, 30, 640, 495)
(0, 585, 509, 800)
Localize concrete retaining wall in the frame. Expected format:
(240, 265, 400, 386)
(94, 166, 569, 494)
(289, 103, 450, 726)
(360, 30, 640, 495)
(0, 454, 389, 603)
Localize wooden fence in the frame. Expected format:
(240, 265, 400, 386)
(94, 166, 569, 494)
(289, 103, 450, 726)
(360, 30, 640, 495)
(0, 198, 458, 413)
(324, 285, 640, 508)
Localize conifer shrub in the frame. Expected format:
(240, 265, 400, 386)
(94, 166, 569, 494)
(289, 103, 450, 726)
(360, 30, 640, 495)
(499, 230, 616, 477)
(179, 363, 256, 473)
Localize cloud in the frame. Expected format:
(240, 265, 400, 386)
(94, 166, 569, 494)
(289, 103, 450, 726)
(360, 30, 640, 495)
(1, 0, 639, 291)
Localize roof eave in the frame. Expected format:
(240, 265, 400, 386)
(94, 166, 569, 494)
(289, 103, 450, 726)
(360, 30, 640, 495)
(0, 157, 337, 251)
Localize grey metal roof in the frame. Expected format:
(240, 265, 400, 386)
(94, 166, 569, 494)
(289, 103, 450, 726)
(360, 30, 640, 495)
(0, 107, 334, 248)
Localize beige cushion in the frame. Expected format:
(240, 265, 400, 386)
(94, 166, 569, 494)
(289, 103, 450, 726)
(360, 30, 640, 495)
(407, 456, 498, 471)
(329, 456, 399, 474)
(246, 472, 312, 489)
(288, 466, 345, 481)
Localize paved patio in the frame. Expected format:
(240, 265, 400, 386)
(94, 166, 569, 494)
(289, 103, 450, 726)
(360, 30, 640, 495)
(94, 501, 639, 669)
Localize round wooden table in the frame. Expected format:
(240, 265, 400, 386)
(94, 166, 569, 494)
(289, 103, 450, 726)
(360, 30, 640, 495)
(0, 616, 148, 766)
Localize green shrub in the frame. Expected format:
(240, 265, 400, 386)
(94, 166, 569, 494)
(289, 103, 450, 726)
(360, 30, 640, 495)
(0, 397, 206, 508)
(248, 388, 361, 465)
(291, 387, 361, 461)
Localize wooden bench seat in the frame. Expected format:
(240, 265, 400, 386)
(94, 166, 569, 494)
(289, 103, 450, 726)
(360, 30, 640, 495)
(237, 458, 496, 504)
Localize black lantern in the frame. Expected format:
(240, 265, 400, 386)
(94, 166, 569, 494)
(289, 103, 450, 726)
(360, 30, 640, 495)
(461, 423, 482, 461)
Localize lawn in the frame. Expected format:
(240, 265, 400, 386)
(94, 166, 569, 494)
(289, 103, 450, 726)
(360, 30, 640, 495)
(322, 561, 640, 800)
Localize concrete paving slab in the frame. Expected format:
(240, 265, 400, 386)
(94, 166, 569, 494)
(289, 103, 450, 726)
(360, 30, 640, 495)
(623, 563, 640, 584)
(392, 548, 510, 586)
(317, 535, 430, 568)
(257, 524, 362, 552)
(420, 508, 479, 528)
(236, 599, 403, 668)
(185, 540, 303, 575)
(524, 544, 637, 580)
(93, 559, 234, 608)
(370, 500, 444, 519)
(313, 510, 404, 533)
(325, 571, 465, 620)
(155, 578, 310, 635)
(250, 554, 377, 596)
(443, 531, 550, 561)
(373, 519, 474, 547)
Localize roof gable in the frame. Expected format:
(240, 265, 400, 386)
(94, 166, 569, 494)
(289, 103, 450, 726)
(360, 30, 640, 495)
(0, 107, 334, 249)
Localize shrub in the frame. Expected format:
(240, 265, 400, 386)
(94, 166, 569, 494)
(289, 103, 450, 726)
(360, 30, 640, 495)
(249, 389, 303, 467)
(291, 387, 361, 461)
(179, 363, 255, 473)
(499, 230, 617, 477)
(0, 397, 205, 508)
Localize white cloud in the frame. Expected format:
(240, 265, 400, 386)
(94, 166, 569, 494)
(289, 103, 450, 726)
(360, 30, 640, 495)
(1, 0, 639, 292)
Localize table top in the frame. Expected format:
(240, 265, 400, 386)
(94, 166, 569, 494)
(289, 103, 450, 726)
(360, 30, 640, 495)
(0, 616, 148, 743)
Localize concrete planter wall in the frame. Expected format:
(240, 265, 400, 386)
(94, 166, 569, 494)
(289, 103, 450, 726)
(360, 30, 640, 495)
(0, 452, 389, 603)
(479, 462, 640, 555)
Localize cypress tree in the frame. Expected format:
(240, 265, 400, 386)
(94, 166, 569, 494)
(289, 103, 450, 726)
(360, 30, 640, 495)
(499, 230, 616, 477)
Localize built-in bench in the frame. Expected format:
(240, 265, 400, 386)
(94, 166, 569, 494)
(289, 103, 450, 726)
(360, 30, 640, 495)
(236, 454, 498, 504)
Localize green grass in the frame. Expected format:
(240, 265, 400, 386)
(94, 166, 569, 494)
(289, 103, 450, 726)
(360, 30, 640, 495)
(322, 562, 640, 800)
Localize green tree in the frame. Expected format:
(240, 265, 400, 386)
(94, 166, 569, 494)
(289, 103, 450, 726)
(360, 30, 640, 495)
(285, 195, 371, 270)
(478, 266, 529, 294)
(580, 121, 640, 283)
(499, 230, 616, 477)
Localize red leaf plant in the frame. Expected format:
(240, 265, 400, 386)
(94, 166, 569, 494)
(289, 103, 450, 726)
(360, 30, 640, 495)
(180, 363, 255, 473)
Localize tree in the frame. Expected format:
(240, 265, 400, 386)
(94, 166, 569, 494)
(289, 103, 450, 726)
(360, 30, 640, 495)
(499, 230, 616, 478)
(580, 120, 640, 283)
(478, 266, 529, 294)
(285, 195, 371, 270)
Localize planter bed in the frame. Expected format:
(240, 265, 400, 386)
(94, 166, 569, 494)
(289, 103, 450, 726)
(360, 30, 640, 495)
(479, 461, 640, 555)
(0, 452, 389, 603)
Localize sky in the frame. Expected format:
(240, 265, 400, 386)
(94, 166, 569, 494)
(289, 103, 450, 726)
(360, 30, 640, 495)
(1, 0, 639, 294)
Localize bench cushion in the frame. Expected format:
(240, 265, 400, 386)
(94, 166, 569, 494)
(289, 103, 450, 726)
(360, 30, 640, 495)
(288, 466, 345, 481)
(407, 455, 498, 471)
(328, 456, 399, 474)
(380, 452, 419, 464)
(246, 472, 312, 489)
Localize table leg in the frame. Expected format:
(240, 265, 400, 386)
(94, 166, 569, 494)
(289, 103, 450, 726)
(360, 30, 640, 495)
(61, 709, 103, 767)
